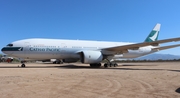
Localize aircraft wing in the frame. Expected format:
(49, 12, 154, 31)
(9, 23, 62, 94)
(103, 37, 180, 52)
(152, 44, 180, 51)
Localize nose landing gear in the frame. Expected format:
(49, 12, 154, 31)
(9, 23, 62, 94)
(21, 61, 26, 67)
(21, 63, 26, 67)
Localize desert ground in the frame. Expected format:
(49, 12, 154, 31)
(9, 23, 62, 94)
(0, 62, 180, 98)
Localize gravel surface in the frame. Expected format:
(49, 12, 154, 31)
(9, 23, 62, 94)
(0, 62, 179, 98)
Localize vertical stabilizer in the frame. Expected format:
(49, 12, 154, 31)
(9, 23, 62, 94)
(144, 23, 161, 42)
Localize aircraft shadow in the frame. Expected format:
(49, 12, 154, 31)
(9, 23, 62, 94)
(55, 63, 157, 69)
(58, 65, 99, 69)
(175, 87, 180, 93)
(0, 64, 180, 72)
(0, 64, 91, 69)
(57, 65, 164, 70)
(169, 70, 180, 72)
(56, 64, 180, 72)
(121, 64, 157, 66)
(0, 66, 56, 68)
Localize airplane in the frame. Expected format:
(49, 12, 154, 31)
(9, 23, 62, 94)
(2, 23, 180, 68)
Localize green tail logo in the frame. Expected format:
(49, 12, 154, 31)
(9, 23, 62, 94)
(144, 23, 161, 42)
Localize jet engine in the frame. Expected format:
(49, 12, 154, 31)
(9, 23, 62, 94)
(80, 51, 103, 64)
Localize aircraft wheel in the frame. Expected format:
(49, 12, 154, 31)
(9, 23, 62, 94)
(21, 64, 26, 67)
(114, 63, 118, 67)
(109, 63, 112, 67)
(98, 63, 101, 67)
(104, 63, 108, 68)
(90, 64, 93, 67)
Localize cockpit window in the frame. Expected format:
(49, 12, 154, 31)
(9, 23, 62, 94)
(6, 44, 13, 47)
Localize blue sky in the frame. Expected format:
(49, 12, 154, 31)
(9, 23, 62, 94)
(0, 0, 180, 55)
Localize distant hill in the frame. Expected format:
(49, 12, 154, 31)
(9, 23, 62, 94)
(135, 54, 180, 60)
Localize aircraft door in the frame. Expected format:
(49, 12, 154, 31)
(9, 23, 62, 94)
(24, 42, 30, 59)
(60, 43, 68, 58)
(60, 43, 67, 52)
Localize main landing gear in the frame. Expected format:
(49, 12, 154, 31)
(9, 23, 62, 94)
(104, 62, 118, 68)
(103, 59, 118, 68)
(89, 62, 118, 68)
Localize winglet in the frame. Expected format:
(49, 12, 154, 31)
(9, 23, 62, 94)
(144, 23, 161, 42)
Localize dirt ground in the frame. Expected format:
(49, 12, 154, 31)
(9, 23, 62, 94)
(0, 62, 180, 98)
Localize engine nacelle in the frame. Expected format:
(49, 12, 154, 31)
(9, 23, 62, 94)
(62, 59, 79, 63)
(80, 51, 103, 64)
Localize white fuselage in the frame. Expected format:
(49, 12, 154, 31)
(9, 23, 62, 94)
(2, 38, 157, 61)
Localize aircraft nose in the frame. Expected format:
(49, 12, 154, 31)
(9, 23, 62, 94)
(1, 47, 5, 52)
(1, 47, 14, 54)
(1, 47, 8, 54)
(1, 47, 23, 54)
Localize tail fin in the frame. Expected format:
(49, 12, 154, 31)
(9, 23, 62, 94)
(144, 23, 161, 42)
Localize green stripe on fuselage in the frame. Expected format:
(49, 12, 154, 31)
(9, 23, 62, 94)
(1, 47, 23, 51)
